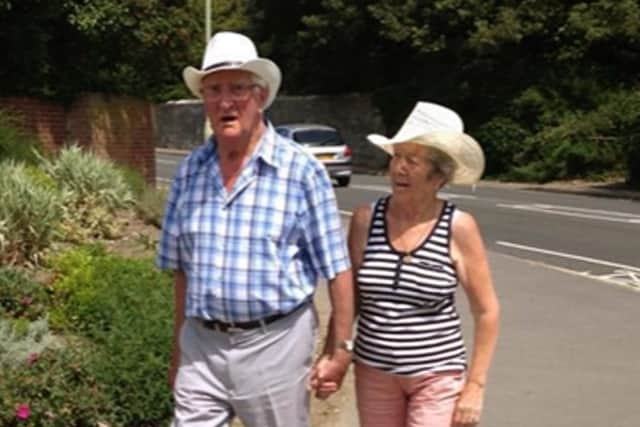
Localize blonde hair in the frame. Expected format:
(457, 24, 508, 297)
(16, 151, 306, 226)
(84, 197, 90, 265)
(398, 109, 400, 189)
(425, 147, 456, 184)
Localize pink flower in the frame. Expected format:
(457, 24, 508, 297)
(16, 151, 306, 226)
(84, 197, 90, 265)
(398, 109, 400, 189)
(21, 296, 33, 306)
(16, 403, 30, 420)
(28, 352, 39, 366)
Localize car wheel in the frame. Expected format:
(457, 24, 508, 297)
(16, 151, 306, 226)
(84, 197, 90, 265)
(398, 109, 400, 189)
(336, 177, 350, 187)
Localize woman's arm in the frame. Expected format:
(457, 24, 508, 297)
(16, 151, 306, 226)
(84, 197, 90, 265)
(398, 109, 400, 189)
(312, 204, 372, 398)
(451, 210, 500, 426)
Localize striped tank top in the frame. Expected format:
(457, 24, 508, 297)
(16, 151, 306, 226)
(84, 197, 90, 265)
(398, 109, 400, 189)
(354, 196, 467, 376)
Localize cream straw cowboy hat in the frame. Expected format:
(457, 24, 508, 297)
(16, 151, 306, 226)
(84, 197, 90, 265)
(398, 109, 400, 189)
(183, 31, 282, 109)
(367, 102, 485, 184)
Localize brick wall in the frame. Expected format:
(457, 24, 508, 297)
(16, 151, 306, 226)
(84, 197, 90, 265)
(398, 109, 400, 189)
(0, 97, 66, 152)
(1, 94, 155, 184)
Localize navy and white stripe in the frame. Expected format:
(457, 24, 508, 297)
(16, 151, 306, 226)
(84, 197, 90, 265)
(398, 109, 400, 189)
(157, 123, 350, 323)
(355, 196, 466, 375)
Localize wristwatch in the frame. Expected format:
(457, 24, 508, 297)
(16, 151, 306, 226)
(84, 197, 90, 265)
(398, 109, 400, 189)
(337, 339, 354, 353)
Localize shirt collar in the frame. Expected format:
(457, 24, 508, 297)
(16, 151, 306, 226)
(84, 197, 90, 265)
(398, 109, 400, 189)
(254, 121, 281, 169)
(205, 120, 282, 170)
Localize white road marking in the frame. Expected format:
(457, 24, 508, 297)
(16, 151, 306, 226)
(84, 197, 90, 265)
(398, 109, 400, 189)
(496, 241, 640, 290)
(496, 241, 640, 272)
(497, 203, 640, 224)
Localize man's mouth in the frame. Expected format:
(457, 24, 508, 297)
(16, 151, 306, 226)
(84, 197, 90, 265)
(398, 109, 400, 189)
(220, 115, 237, 123)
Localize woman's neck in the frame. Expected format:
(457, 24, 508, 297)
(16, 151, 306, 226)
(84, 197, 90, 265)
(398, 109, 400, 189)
(388, 194, 441, 224)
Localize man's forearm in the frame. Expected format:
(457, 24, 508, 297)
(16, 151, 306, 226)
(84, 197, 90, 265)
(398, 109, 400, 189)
(326, 269, 354, 354)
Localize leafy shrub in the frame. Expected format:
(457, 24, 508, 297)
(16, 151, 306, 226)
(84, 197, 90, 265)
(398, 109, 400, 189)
(48, 245, 174, 425)
(0, 318, 61, 368)
(136, 186, 168, 228)
(0, 162, 64, 265)
(475, 117, 531, 177)
(39, 146, 134, 240)
(505, 89, 640, 182)
(628, 136, 640, 188)
(0, 110, 42, 165)
(0, 268, 51, 321)
(117, 164, 148, 198)
(0, 342, 113, 427)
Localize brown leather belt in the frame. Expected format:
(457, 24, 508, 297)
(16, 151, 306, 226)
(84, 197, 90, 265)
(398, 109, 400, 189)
(199, 302, 308, 333)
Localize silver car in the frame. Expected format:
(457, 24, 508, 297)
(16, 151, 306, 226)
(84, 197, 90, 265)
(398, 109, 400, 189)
(275, 124, 352, 187)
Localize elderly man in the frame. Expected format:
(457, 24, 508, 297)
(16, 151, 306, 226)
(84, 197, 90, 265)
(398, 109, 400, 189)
(157, 31, 354, 427)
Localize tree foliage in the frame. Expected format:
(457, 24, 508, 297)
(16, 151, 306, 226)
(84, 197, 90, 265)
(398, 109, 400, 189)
(1, 0, 639, 183)
(0, 0, 203, 102)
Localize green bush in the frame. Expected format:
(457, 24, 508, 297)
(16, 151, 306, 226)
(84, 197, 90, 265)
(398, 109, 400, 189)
(0, 268, 51, 321)
(48, 245, 174, 425)
(117, 164, 148, 199)
(0, 162, 64, 265)
(0, 317, 62, 367)
(503, 89, 640, 182)
(628, 136, 640, 188)
(136, 186, 168, 228)
(0, 343, 113, 427)
(39, 146, 134, 240)
(0, 110, 42, 165)
(475, 117, 531, 177)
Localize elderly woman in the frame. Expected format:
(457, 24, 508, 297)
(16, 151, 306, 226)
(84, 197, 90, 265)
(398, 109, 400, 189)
(348, 102, 500, 427)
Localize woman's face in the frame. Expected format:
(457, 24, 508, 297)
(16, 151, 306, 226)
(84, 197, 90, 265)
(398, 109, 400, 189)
(388, 143, 445, 196)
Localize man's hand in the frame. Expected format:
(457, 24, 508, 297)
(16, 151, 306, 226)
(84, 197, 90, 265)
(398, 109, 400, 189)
(309, 353, 351, 399)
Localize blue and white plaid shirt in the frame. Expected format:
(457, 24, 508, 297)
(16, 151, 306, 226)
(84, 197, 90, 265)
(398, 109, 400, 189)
(157, 123, 350, 322)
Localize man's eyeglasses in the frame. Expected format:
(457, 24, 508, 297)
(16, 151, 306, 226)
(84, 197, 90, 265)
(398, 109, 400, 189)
(201, 82, 258, 102)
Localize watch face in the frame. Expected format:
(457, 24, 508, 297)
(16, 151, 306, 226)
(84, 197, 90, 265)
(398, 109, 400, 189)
(339, 340, 354, 352)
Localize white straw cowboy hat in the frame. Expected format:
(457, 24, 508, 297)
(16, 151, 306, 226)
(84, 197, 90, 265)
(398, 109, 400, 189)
(367, 102, 485, 184)
(183, 31, 282, 109)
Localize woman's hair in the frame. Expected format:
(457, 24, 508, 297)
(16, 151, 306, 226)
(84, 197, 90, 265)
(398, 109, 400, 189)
(425, 146, 456, 184)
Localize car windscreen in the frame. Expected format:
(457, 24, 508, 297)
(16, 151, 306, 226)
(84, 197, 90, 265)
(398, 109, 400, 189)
(292, 129, 343, 146)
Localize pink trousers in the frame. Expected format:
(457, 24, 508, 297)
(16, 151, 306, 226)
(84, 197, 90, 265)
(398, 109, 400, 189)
(355, 362, 465, 427)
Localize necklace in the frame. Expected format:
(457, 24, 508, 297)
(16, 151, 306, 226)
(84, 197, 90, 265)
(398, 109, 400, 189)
(399, 227, 427, 264)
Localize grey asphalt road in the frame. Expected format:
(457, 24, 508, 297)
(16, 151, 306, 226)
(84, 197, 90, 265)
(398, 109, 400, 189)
(157, 149, 640, 426)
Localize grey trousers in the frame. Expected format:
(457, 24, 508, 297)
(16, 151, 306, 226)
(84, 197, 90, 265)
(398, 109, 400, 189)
(172, 304, 318, 427)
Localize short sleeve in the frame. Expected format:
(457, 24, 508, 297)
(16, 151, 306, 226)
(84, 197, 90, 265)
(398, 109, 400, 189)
(299, 165, 350, 279)
(156, 171, 184, 271)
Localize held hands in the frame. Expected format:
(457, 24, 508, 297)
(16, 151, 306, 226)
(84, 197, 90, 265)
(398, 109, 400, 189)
(309, 353, 351, 400)
(452, 381, 485, 426)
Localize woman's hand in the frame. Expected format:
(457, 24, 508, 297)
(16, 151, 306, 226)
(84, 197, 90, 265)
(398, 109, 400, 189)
(452, 381, 484, 426)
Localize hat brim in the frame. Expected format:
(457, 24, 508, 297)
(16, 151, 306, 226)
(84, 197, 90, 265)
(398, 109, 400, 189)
(367, 130, 485, 185)
(183, 58, 281, 109)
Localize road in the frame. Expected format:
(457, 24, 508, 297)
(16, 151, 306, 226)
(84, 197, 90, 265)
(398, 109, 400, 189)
(156, 149, 640, 426)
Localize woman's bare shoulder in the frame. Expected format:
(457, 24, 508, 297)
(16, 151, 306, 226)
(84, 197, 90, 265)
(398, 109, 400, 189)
(451, 208, 481, 237)
(351, 204, 374, 229)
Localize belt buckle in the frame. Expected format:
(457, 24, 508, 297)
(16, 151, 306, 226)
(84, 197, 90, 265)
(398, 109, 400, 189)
(226, 325, 244, 333)
(215, 321, 243, 334)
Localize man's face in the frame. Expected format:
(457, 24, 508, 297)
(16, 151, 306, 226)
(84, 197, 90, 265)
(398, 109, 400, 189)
(201, 70, 268, 144)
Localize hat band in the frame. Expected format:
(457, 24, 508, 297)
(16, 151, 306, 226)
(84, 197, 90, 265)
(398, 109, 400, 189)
(204, 60, 244, 71)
